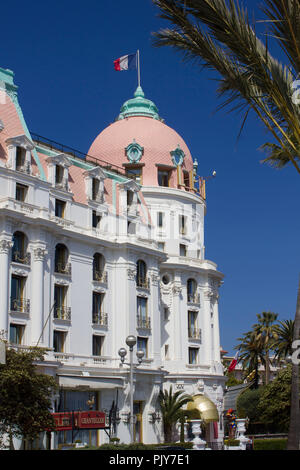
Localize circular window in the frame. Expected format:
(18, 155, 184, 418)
(162, 274, 170, 285)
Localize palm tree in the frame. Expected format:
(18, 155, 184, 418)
(158, 385, 192, 442)
(237, 330, 265, 388)
(252, 311, 278, 385)
(272, 319, 295, 361)
(152, 0, 300, 449)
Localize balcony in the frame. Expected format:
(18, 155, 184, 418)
(137, 315, 151, 330)
(10, 297, 30, 314)
(92, 312, 108, 326)
(11, 250, 31, 266)
(54, 306, 71, 321)
(54, 262, 72, 276)
(93, 270, 108, 284)
(188, 328, 202, 341)
(187, 293, 200, 305)
(136, 277, 150, 290)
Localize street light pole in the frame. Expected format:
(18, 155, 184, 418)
(118, 335, 144, 443)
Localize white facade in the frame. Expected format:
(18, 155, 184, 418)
(0, 66, 225, 448)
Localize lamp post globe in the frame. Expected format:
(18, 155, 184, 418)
(126, 335, 137, 350)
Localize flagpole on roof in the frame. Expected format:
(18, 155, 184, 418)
(137, 49, 141, 87)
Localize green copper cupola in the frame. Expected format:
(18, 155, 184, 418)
(117, 86, 161, 120)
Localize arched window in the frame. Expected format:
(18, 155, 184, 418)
(187, 278, 197, 303)
(12, 231, 30, 265)
(136, 260, 148, 288)
(54, 244, 71, 275)
(93, 253, 106, 282)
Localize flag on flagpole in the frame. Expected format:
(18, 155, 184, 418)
(228, 351, 239, 372)
(114, 53, 137, 71)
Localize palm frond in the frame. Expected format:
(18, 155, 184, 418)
(152, 0, 300, 173)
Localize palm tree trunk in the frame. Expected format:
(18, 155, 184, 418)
(287, 281, 300, 450)
(265, 351, 270, 385)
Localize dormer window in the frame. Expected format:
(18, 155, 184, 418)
(83, 167, 106, 204)
(158, 169, 170, 187)
(55, 165, 65, 186)
(16, 147, 26, 172)
(5, 135, 35, 174)
(46, 153, 71, 190)
(92, 178, 104, 202)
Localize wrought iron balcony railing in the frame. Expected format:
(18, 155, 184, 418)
(54, 262, 72, 276)
(10, 297, 30, 314)
(11, 250, 31, 265)
(137, 315, 151, 330)
(54, 306, 71, 321)
(188, 328, 202, 341)
(187, 293, 200, 304)
(92, 312, 108, 326)
(93, 270, 107, 283)
(136, 276, 150, 289)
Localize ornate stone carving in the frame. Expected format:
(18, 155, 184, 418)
(0, 239, 13, 254)
(33, 247, 47, 262)
(127, 268, 136, 280)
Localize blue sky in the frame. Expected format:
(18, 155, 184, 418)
(1, 0, 299, 355)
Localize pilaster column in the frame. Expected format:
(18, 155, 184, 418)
(31, 246, 47, 345)
(203, 290, 213, 365)
(0, 238, 13, 336)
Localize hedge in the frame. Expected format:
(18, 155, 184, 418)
(253, 439, 287, 450)
(75, 442, 194, 451)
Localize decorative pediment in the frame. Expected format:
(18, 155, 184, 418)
(83, 166, 106, 180)
(46, 153, 72, 168)
(6, 134, 35, 150)
(119, 179, 141, 192)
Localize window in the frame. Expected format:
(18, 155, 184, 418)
(164, 344, 170, 360)
(158, 170, 170, 187)
(16, 146, 26, 171)
(53, 330, 66, 352)
(157, 242, 165, 252)
(157, 212, 164, 228)
(126, 167, 142, 184)
(55, 199, 66, 218)
(187, 279, 198, 303)
(136, 260, 148, 288)
(91, 178, 104, 202)
(10, 275, 29, 313)
(137, 296, 150, 329)
(15, 183, 28, 202)
(55, 165, 64, 185)
(93, 253, 106, 282)
(54, 285, 70, 320)
(11, 231, 30, 264)
(92, 292, 107, 325)
(54, 244, 70, 275)
(137, 337, 148, 358)
(93, 335, 104, 356)
(179, 215, 187, 235)
(92, 210, 101, 229)
(183, 171, 190, 188)
(188, 311, 201, 340)
(188, 347, 199, 364)
(10, 324, 25, 345)
(127, 221, 136, 235)
(179, 244, 187, 257)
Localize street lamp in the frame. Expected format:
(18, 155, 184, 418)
(118, 335, 144, 443)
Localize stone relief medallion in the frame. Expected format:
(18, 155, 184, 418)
(125, 139, 144, 163)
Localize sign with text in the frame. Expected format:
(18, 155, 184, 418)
(52, 411, 106, 431)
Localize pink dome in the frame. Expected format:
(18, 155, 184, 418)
(87, 116, 194, 187)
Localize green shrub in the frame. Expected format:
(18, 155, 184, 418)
(224, 439, 240, 447)
(253, 438, 287, 450)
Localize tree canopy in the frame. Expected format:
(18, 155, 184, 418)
(0, 346, 57, 446)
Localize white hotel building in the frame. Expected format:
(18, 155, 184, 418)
(0, 66, 225, 448)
